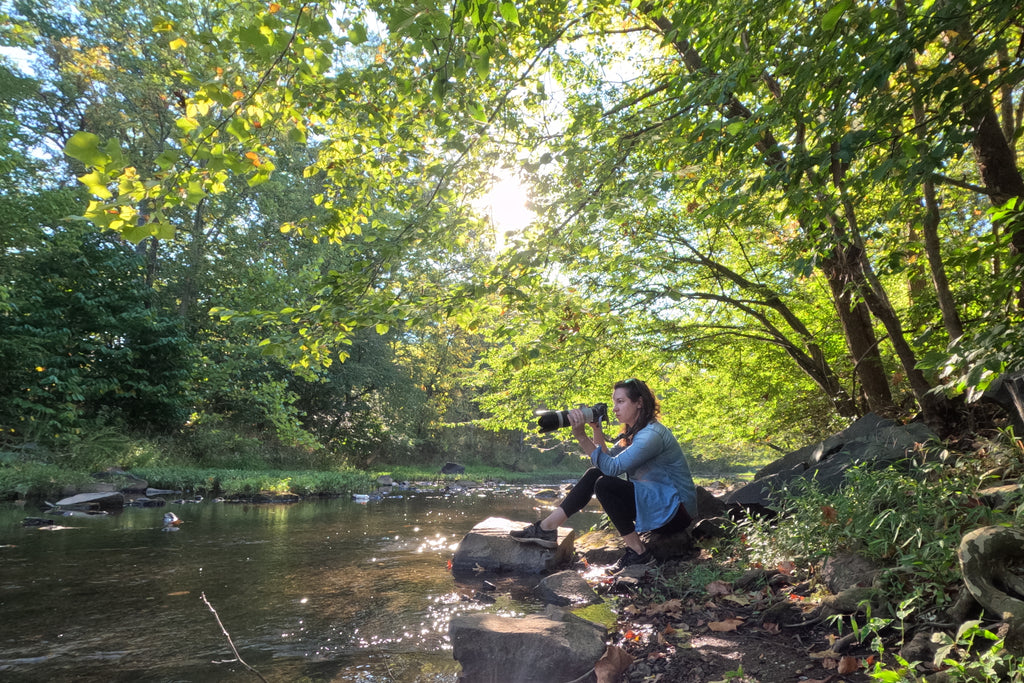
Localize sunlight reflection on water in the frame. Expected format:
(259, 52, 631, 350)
(0, 484, 600, 682)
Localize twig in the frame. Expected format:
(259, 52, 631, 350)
(375, 644, 397, 681)
(200, 592, 270, 683)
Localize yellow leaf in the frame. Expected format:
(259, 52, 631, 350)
(169, 37, 187, 50)
(268, 2, 281, 12)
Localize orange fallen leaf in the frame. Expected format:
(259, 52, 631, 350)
(838, 655, 860, 674)
(708, 618, 744, 632)
(777, 560, 796, 575)
(821, 505, 838, 525)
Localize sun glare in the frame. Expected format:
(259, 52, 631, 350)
(480, 175, 534, 250)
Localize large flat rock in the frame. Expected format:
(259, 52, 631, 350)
(451, 517, 576, 574)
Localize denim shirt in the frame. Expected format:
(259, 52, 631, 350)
(590, 421, 697, 532)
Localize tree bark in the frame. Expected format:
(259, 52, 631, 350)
(820, 250, 894, 414)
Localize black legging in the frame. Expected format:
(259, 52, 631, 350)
(558, 467, 692, 536)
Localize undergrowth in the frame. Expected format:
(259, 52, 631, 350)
(733, 430, 1024, 681)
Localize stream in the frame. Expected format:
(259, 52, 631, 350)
(0, 483, 601, 682)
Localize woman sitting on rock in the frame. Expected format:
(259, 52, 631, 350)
(511, 378, 697, 571)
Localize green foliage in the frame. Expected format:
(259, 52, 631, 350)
(133, 466, 376, 497)
(0, 225, 195, 443)
(739, 461, 999, 592)
(869, 620, 1024, 683)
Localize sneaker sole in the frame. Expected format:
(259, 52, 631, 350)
(509, 536, 557, 549)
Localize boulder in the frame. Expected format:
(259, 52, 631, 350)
(449, 606, 606, 682)
(819, 552, 882, 594)
(643, 528, 696, 561)
(981, 370, 1024, 435)
(536, 570, 602, 606)
(451, 517, 575, 574)
(441, 462, 466, 475)
(574, 528, 623, 566)
(695, 485, 727, 518)
(723, 414, 938, 513)
(91, 468, 148, 493)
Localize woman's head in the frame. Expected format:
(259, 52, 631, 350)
(612, 378, 659, 434)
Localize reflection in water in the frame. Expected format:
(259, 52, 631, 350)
(0, 484, 599, 681)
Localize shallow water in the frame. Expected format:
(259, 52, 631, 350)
(0, 484, 600, 682)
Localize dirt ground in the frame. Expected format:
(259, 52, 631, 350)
(609, 554, 876, 683)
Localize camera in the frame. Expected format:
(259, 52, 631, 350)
(534, 403, 608, 433)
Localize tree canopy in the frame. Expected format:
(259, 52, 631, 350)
(1, 0, 1022, 464)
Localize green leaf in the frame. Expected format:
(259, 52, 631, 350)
(467, 100, 488, 123)
(79, 171, 113, 199)
(499, 2, 520, 25)
(65, 132, 109, 168)
(121, 222, 153, 244)
(375, 323, 389, 335)
(348, 23, 367, 44)
(822, 0, 853, 31)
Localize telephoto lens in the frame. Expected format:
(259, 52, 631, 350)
(534, 403, 608, 433)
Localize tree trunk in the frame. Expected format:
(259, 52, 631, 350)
(894, 0, 965, 340)
(820, 250, 894, 414)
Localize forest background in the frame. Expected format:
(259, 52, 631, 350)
(1, 0, 1022, 496)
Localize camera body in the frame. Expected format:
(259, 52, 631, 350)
(534, 403, 608, 433)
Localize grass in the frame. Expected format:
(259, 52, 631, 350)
(0, 459, 597, 501)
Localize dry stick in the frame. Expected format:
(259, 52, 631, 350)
(201, 592, 270, 683)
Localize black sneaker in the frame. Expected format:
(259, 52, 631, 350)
(611, 547, 655, 572)
(509, 521, 557, 547)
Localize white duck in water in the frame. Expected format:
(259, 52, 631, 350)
(162, 512, 183, 531)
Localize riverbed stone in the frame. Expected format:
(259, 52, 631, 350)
(449, 607, 606, 682)
(451, 517, 575, 574)
(536, 570, 602, 606)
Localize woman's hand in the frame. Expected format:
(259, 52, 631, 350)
(567, 408, 588, 439)
(569, 407, 604, 454)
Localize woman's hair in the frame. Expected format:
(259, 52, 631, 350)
(614, 378, 660, 445)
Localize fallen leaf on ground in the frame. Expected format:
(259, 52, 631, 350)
(723, 593, 751, 606)
(762, 622, 780, 633)
(708, 618, 744, 632)
(594, 645, 633, 683)
(810, 649, 843, 660)
(777, 560, 797, 575)
(645, 599, 684, 616)
(838, 655, 860, 674)
(706, 580, 732, 596)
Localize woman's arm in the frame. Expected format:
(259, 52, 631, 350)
(592, 425, 661, 476)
